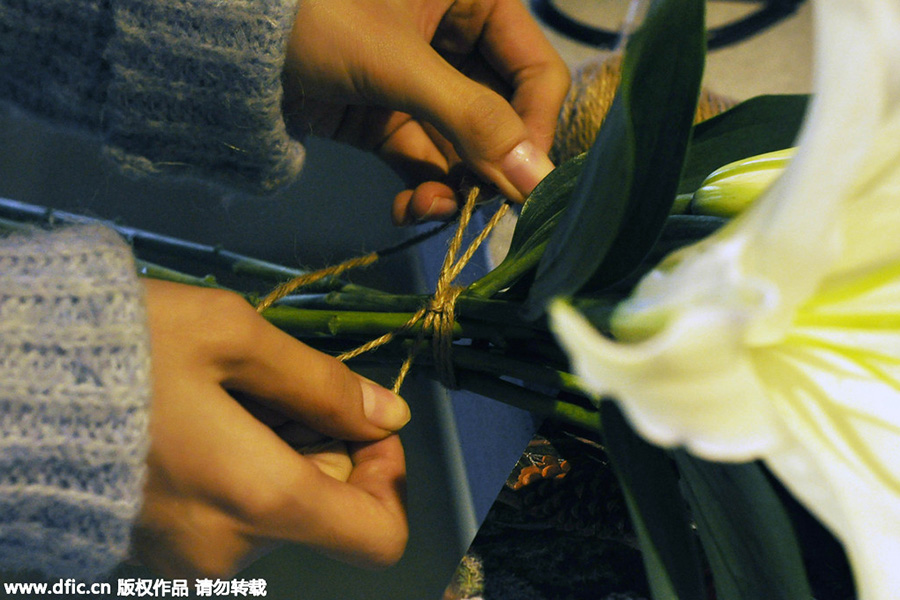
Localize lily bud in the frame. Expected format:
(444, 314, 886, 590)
(690, 148, 796, 217)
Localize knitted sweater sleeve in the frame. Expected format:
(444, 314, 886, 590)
(0, 225, 152, 579)
(0, 0, 305, 193)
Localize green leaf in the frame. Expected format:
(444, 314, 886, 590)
(524, 0, 705, 317)
(674, 452, 814, 600)
(468, 98, 808, 302)
(601, 403, 706, 600)
(679, 94, 809, 196)
(604, 214, 727, 295)
(466, 153, 586, 299)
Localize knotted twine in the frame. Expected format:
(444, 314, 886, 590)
(256, 54, 736, 395)
(257, 187, 510, 394)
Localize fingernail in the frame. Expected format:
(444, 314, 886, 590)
(500, 140, 555, 198)
(417, 196, 458, 222)
(361, 379, 411, 431)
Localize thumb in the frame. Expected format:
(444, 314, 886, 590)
(446, 85, 557, 201)
(381, 46, 554, 201)
(228, 347, 412, 441)
(432, 72, 555, 201)
(193, 293, 411, 439)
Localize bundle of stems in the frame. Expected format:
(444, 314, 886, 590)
(0, 195, 627, 434)
(0, 193, 727, 435)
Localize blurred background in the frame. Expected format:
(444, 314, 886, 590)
(0, 2, 813, 598)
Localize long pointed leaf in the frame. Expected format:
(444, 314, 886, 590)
(525, 0, 705, 316)
(674, 453, 813, 600)
(602, 403, 706, 600)
(466, 153, 587, 298)
(470, 98, 808, 301)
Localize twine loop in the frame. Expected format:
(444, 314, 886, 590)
(256, 186, 510, 395)
(421, 283, 464, 388)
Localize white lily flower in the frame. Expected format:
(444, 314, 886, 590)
(549, 1, 900, 598)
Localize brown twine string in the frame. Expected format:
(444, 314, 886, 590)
(372, 187, 510, 392)
(255, 252, 379, 313)
(255, 215, 457, 314)
(256, 186, 510, 394)
(551, 53, 738, 164)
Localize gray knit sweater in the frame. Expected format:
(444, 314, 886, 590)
(0, 0, 305, 579)
(0, 226, 151, 579)
(0, 0, 305, 192)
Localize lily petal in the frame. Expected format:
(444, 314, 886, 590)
(611, 0, 900, 345)
(758, 341, 900, 500)
(549, 300, 784, 460)
(737, 0, 900, 318)
(836, 106, 900, 275)
(766, 423, 900, 600)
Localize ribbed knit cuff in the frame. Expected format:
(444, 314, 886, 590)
(104, 0, 305, 193)
(0, 225, 152, 580)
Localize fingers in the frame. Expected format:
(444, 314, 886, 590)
(301, 439, 354, 482)
(473, 0, 571, 153)
(210, 388, 407, 568)
(146, 280, 410, 442)
(145, 390, 404, 574)
(141, 280, 410, 574)
(224, 312, 411, 440)
(284, 0, 567, 212)
(259, 435, 408, 568)
(433, 0, 568, 197)
(392, 182, 459, 225)
(377, 119, 463, 223)
(409, 53, 555, 201)
(378, 51, 553, 203)
(372, 2, 566, 203)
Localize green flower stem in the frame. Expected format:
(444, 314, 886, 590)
(140, 258, 583, 415)
(136, 260, 224, 289)
(450, 370, 601, 433)
(498, 340, 574, 372)
(338, 283, 395, 296)
(0, 210, 593, 431)
(341, 351, 598, 430)
(127, 250, 541, 345)
(280, 291, 422, 312)
(261, 306, 426, 338)
(466, 243, 546, 299)
(0, 197, 345, 291)
(283, 289, 547, 332)
(344, 338, 591, 405)
(133, 252, 592, 413)
(260, 305, 540, 342)
(451, 345, 593, 400)
(467, 214, 728, 302)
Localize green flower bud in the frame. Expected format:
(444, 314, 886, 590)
(691, 148, 797, 217)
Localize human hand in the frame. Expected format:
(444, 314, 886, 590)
(283, 0, 570, 224)
(133, 280, 409, 578)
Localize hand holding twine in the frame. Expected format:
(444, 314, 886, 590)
(255, 54, 735, 395)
